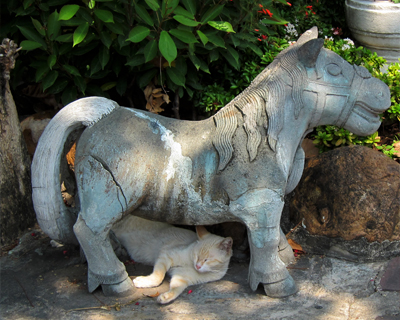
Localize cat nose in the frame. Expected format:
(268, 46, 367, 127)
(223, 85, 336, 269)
(196, 264, 201, 270)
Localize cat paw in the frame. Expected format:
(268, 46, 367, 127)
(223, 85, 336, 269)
(157, 291, 177, 304)
(133, 276, 161, 288)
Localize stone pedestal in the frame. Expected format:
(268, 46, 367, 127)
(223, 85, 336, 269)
(345, 0, 400, 64)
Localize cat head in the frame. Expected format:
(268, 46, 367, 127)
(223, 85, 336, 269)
(193, 226, 233, 273)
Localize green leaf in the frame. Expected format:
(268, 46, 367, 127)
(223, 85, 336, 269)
(196, 30, 208, 46)
(42, 70, 59, 91)
(31, 18, 45, 36)
(174, 6, 194, 19)
(39, 3, 50, 11)
(144, 40, 158, 63)
(127, 26, 150, 43)
(23, 0, 35, 10)
(159, 31, 177, 65)
(99, 32, 113, 48)
(246, 42, 263, 56)
(144, 0, 160, 11)
(101, 82, 116, 91)
(126, 55, 145, 67)
(169, 29, 198, 44)
(63, 64, 81, 76)
(181, 0, 196, 15)
(88, 0, 95, 10)
(175, 56, 187, 76)
(188, 54, 209, 73)
(230, 34, 241, 47)
(99, 46, 110, 70)
(201, 5, 224, 23)
(46, 78, 69, 95)
(48, 54, 57, 69)
(137, 68, 157, 88)
(20, 40, 43, 51)
(59, 4, 80, 20)
(207, 21, 235, 33)
(17, 26, 47, 49)
(209, 50, 219, 62)
(56, 33, 73, 42)
(135, 4, 154, 26)
(47, 11, 61, 40)
(94, 9, 114, 23)
(260, 16, 288, 25)
(224, 44, 240, 69)
(73, 22, 89, 46)
(207, 34, 225, 48)
(173, 15, 199, 27)
(105, 22, 125, 35)
(61, 86, 77, 106)
(166, 66, 185, 87)
(90, 55, 102, 76)
(161, 0, 179, 16)
(35, 63, 50, 82)
(73, 76, 86, 94)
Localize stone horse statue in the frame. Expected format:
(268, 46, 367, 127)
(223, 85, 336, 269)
(32, 27, 390, 299)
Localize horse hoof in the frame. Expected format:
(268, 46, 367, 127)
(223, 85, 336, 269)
(102, 277, 135, 297)
(278, 245, 295, 265)
(263, 275, 298, 298)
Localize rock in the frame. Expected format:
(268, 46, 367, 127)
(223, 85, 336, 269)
(393, 141, 400, 158)
(301, 138, 319, 158)
(289, 145, 400, 261)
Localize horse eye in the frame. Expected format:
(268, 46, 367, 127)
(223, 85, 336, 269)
(327, 64, 341, 76)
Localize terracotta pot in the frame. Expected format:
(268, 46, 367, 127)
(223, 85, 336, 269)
(345, 0, 400, 63)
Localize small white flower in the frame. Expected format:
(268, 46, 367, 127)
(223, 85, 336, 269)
(344, 38, 355, 46)
(341, 44, 351, 51)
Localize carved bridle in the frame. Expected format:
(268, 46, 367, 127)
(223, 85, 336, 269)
(305, 65, 371, 129)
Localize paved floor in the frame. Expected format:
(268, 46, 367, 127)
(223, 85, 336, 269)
(1, 229, 399, 320)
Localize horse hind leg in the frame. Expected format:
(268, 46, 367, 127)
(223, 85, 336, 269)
(73, 156, 134, 296)
(74, 216, 134, 296)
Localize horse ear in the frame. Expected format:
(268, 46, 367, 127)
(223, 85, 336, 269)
(298, 38, 324, 68)
(196, 226, 209, 239)
(296, 26, 319, 45)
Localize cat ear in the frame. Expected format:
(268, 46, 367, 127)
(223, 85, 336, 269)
(196, 226, 210, 239)
(219, 237, 233, 253)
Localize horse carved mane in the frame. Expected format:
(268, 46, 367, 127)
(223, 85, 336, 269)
(212, 44, 310, 171)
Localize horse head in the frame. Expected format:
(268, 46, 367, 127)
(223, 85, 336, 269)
(293, 28, 391, 136)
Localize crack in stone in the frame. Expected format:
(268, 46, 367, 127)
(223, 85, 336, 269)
(89, 155, 128, 212)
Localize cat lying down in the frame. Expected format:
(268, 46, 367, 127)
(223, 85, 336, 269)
(112, 216, 233, 304)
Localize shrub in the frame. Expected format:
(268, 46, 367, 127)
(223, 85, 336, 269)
(2, 0, 289, 110)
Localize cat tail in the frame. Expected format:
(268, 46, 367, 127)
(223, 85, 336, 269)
(31, 97, 119, 245)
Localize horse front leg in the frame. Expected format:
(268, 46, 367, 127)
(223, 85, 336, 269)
(230, 189, 297, 298)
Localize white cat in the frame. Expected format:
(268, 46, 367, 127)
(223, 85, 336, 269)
(112, 216, 233, 304)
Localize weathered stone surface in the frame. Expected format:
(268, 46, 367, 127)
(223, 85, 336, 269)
(380, 256, 400, 291)
(31, 27, 392, 299)
(289, 145, 400, 261)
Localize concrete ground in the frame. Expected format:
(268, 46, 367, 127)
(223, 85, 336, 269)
(1, 228, 399, 320)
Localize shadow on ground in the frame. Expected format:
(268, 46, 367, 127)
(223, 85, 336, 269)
(1, 229, 399, 320)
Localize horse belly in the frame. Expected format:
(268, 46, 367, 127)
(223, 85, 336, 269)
(75, 108, 233, 225)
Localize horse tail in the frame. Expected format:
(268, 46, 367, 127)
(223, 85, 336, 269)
(31, 97, 119, 244)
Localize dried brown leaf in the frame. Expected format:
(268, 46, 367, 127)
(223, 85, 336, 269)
(287, 239, 304, 252)
(146, 291, 160, 297)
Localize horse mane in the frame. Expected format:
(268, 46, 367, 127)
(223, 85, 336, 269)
(212, 46, 307, 171)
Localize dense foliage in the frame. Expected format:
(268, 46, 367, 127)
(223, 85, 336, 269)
(2, 0, 288, 108)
